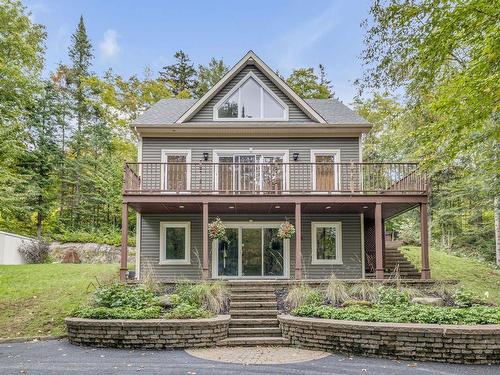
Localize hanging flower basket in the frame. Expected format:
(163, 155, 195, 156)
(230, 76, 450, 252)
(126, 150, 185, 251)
(277, 220, 295, 240)
(208, 217, 227, 241)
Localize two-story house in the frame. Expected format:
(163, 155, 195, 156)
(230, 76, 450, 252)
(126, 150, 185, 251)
(119, 51, 430, 282)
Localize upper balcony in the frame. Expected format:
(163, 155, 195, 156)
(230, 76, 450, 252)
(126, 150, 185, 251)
(123, 161, 428, 196)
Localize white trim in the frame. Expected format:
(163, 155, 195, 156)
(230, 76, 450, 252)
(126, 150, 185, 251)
(311, 221, 343, 265)
(310, 149, 341, 192)
(160, 149, 192, 193)
(176, 51, 326, 124)
(159, 221, 191, 265)
(358, 136, 363, 163)
(213, 71, 289, 121)
(212, 149, 289, 192)
(135, 212, 141, 280)
(360, 213, 365, 279)
(211, 221, 290, 279)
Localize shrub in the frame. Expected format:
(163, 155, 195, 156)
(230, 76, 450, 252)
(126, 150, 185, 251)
(454, 286, 482, 308)
(73, 305, 162, 319)
(165, 303, 211, 319)
(18, 239, 50, 263)
(292, 304, 500, 325)
(91, 283, 160, 310)
(377, 286, 410, 305)
(285, 284, 323, 310)
(349, 282, 378, 303)
(428, 282, 457, 306)
(325, 275, 349, 306)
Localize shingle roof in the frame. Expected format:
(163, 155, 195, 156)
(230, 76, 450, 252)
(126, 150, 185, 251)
(131, 98, 369, 126)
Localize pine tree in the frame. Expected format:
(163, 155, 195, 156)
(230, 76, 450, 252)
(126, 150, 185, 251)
(196, 58, 228, 97)
(159, 50, 197, 96)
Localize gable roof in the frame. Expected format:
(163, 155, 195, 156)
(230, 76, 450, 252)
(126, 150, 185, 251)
(176, 51, 327, 124)
(132, 98, 369, 126)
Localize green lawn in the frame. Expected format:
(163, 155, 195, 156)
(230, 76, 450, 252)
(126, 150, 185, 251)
(0, 264, 118, 339)
(401, 246, 500, 304)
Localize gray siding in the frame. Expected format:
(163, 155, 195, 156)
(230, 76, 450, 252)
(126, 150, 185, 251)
(191, 65, 312, 122)
(139, 213, 362, 280)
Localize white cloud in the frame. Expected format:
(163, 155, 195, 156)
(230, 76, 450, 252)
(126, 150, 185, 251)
(99, 29, 121, 59)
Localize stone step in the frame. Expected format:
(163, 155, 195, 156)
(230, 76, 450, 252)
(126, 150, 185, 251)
(217, 336, 289, 347)
(230, 318, 279, 328)
(230, 309, 278, 319)
(231, 293, 277, 302)
(228, 327, 282, 337)
(230, 301, 277, 309)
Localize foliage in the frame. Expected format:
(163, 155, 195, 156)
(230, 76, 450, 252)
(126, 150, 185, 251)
(286, 67, 333, 99)
(349, 282, 379, 303)
(453, 286, 481, 308)
(196, 57, 228, 97)
(377, 286, 410, 305)
(165, 303, 211, 319)
(17, 239, 50, 263)
(325, 275, 349, 306)
(285, 284, 324, 310)
(293, 303, 500, 325)
(159, 50, 197, 96)
(277, 220, 295, 240)
(0, 264, 118, 338)
(208, 217, 227, 241)
(171, 281, 228, 314)
(73, 305, 161, 319)
(91, 283, 160, 310)
(341, 299, 373, 308)
(401, 246, 500, 304)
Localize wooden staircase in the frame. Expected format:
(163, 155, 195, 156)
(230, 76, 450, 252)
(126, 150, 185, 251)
(217, 282, 289, 346)
(368, 241, 421, 279)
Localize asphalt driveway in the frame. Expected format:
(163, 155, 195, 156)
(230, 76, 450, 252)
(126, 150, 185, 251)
(0, 339, 498, 375)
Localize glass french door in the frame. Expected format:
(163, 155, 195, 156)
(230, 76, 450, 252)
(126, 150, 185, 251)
(215, 225, 286, 277)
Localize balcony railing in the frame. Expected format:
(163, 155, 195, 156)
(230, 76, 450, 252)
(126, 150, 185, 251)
(124, 162, 428, 195)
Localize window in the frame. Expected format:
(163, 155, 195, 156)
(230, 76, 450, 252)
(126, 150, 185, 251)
(214, 72, 288, 121)
(311, 222, 342, 265)
(161, 149, 191, 192)
(159, 222, 190, 264)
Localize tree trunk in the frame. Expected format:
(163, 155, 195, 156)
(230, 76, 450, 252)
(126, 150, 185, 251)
(495, 195, 500, 266)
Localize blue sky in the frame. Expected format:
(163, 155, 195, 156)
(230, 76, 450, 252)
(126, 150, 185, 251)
(26, 0, 371, 104)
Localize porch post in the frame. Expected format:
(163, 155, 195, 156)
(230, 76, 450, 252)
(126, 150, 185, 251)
(119, 202, 128, 282)
(295, 202, 302, 279)
(375, 202, 384, 279)
(202, 202, 209, 279)
(420, 202, 431, 279)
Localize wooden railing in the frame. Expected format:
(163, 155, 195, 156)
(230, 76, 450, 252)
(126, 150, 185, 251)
(123, 162, 428, 195)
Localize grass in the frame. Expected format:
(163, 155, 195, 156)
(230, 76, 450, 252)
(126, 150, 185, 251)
(0, 264, 118, 339)
(401, 246, 500, 304)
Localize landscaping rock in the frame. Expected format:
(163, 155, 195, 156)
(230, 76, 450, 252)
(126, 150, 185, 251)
(49, 242, 135, 264)
(62, 249, 81, 263)
(159, 295, 173, 308)
(411, 297, 443, 306)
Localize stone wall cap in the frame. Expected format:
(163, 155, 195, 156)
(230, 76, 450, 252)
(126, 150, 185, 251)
(65, 315, 230, 327)
(278, 315, 500, 334)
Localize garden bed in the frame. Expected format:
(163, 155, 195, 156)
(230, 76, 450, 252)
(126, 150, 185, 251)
(278, 314, 500, 364)
(66, 315, 230, 348)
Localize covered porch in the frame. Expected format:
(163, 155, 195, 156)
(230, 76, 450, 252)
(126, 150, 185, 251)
(119, 195, 430, 282)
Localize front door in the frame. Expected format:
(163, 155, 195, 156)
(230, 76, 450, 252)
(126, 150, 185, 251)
(214, 224, 287, 278)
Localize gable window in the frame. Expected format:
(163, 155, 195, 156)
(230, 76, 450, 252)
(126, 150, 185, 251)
(214, 72, 289, 121)
(311, 222, 342, 265)
(159, 222, 190, 265)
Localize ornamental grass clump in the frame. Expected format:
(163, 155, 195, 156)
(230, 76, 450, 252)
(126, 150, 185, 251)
(168, 281, 229, 317)
(285, 284, 323, 310)
(349, 282, 379, 303)
(325, 275, 349, 306)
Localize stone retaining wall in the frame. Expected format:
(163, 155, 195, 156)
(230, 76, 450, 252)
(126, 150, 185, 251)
(65, 316, 230, 349)
(278, 315, 500, 364)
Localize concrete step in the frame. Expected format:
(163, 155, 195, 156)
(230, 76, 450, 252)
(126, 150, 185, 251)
(230, 301, 277, 309)
(231, 293, 277, 302)
(230, 318, 279, 328)
(230, 309, 278, 319)
(217, 336, 289, 347)
(228, 327, 282, 337)
(229, 287, 276, 293)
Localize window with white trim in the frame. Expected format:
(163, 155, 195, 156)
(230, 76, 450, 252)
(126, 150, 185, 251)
(159, 222, 190, 265)
(311, 222, 342, 265)
(214, 72, 288, 121)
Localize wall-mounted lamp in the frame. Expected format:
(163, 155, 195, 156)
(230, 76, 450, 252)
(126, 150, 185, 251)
(293, 153, 299, 161)
(203, 152, 209, 161)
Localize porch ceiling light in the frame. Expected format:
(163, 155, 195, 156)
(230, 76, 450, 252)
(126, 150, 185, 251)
(325, 206, 331, 210)
(275, 205, 280, 209)
(229, 206, 235, 209)
(179, 205, 185, 208)
(363, 206, 369, 209)
(293, 152, 299, 161)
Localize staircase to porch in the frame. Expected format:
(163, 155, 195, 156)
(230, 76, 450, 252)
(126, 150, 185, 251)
(217, 282, 289, 346)
(367, 240, 421, 279)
